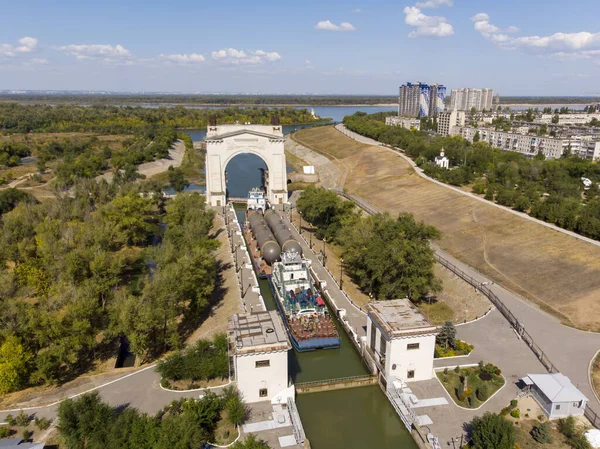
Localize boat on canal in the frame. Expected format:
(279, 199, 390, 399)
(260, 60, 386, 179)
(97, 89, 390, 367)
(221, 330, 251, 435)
(269, 250, 340, 352)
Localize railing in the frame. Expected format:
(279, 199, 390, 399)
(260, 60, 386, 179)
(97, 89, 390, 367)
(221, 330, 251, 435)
(287, 397, 306, 444)
(340, 188, 600, 429)
(295, 374, 376, 389)
(385, 384, 419, 430)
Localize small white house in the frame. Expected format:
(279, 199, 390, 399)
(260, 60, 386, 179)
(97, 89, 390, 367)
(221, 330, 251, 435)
(434, 148, 450, 169)
(230, 311, 292, 403)
(366, 299, 438, 383)
(522, 373, 588, 419)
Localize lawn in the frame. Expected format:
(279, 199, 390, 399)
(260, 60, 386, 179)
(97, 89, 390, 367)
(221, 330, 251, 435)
(294, 125, 600, 331)
(436, 364, 504, 408)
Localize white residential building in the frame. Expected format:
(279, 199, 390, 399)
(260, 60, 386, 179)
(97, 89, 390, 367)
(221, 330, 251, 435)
(458, 126, 600, 160)
(386, 116, 421, 131)
(450, 88, 494, 111)
(437, 110, 465, 136)
(366, 299, 438, 383)
(536, 113, 600, 125)
(229, 311, 292, 404)
(521, 373, 588, 420)
(398, 82, 446, 117)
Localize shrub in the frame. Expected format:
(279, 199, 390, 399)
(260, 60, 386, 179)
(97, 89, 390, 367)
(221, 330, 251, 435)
(568, 433, 592, 449)
(15, 410, 29, 427)
(5, 414, 14, 426)
(558, 416, 576, 438)
(0, 427, 11, 438)
(454, 366, 460, 373)
(479, 371, 493, 381)
(468, 396, 474, 407)
(510, 409, 520, 419)
(510, 399, 518, 408)
(538, 414, 545, 421)
(455, 339, 474, 353)
(478, 360, 484, 368)
(500, 407, 511, 416)
(531, 422, 553, 444)
(470, 412, 515, 449)
(34, 416, 51, 430)
(476, 385, 489, 401)
(457, 392, 466, 402)
(443, 367, 448, 375)
(464, 388, 473, 396)
(22, 429, 32, 441)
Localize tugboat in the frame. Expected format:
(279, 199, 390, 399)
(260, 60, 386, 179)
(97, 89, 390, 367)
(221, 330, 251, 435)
(269, 250, 340, 351)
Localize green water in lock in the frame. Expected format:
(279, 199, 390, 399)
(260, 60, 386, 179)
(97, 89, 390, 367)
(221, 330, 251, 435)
(234, 208, 417, 449)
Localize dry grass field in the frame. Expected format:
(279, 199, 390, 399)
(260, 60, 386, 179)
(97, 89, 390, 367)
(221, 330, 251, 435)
(294, 126, 600, 331)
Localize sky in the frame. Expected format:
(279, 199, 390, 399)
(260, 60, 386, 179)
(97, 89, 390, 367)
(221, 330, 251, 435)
(0, 0, 599, 96)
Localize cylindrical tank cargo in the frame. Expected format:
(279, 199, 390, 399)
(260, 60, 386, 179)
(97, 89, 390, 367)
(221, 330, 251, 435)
(249, 211, 281, 264)
(264, 210, 303, 256)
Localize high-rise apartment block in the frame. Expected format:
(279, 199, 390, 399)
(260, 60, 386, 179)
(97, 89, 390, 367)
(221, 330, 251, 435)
(450, 88, 494, 112)
(398, 82, 446, 117)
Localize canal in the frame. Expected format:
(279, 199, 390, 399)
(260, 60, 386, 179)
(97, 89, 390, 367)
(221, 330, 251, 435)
(189, 118, 417, 449)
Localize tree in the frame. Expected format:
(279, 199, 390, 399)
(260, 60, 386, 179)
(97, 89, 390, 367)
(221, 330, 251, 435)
(473, 131, 480, 142)
(470, 412, 515, 449)
(552, 114, 559, 124)
(167, 165, 189, 192)
(436, 321, 456, 349)
(100, 194, 154, 246)
(0, 336, 32, 394)
(222, 385, 248, 427)
(231, 434, 270, 449)
(297, 186, 356, 241)
(531, 422, 553, 444)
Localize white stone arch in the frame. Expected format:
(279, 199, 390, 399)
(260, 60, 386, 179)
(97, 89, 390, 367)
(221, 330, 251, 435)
(204, 124, 288, 207)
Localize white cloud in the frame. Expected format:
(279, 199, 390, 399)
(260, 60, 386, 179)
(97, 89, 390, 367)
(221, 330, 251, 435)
(404, 6, 453, 38)
(30, 58, 48, 64)
(305, 60, 311, 65)
(315, 20, 356, 31)
(352, 8, 361, 13)
(0, 36, 39, 57)
(472, 12, 600, 61)
(160, 53, 205, 64)
(415, 0, 452, 8)
(56, 44, 132, 61)
(211, 48, 282, 64)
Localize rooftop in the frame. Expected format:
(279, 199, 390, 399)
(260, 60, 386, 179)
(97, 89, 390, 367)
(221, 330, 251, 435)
(230, 311, 290, 354)
(205, 124, 284, 140)
(367, 299, 437, 337)
(524, 373, 588, 403)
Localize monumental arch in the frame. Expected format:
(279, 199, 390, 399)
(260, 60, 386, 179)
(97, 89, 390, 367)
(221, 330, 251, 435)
(204, 123, 288, 207)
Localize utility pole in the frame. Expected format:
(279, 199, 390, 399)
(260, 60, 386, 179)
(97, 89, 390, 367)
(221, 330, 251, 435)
(340, 257, 344, 290)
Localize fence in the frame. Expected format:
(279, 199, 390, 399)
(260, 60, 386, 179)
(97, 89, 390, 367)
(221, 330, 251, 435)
(339, 189, 600, 429)
(295, 374, 376, 390)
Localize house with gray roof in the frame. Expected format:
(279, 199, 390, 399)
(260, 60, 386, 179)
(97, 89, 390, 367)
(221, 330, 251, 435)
(522, 373, 588, 419)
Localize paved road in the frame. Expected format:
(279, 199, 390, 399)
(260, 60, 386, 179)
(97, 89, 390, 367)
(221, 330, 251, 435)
(333, 123, 600, 412)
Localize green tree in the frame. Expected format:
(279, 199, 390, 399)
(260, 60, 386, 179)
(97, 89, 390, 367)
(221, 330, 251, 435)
(100, 194, 154, 246)
(552, 114, 559, 124)
(470, 412, 515, 449)
(436, 321, 456, 349)
(473, 131, 481, 142)
(0, 336, 32, 394)
(296, 186, 356, 241)
(167, 165, 189, 192)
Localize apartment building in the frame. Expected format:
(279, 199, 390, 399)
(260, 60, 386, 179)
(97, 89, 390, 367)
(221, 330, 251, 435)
(437, 110, 465, 136)
(536, 113, 600, 125)
(457, 127, 597, 160)
(450, 88, 494, 111)
(398, 82, 446, 117)
(386, 116, 421, 130)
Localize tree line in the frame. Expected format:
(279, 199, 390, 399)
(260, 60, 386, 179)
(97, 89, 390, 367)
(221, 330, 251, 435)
(57, 390, 266, 449)
(0, 103, 323, 134)
(296, 186, 440, 300)
(343, 112, 600, 241)
(0, 177, 218, 394)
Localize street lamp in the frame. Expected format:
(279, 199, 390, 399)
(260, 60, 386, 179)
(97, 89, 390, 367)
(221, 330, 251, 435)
(322, 237, 327, 268)
(309, 230, 312, 249)
(340, 257, 344, 290)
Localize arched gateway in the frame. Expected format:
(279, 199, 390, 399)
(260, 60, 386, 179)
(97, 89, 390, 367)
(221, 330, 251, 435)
(204, 123, 288, 207)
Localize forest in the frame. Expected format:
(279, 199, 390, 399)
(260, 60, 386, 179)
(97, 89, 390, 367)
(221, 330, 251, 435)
(0, 103, 323, 134)
(297, 187, 440, 300)
(0, 178, 218, 394)
(343, 112, 600, 241)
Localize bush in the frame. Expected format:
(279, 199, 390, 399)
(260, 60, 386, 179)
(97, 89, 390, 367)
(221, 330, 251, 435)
(479, 371, 493, 381)
(568, 433, 592, 449)
(500, 407, 511, 416)
(0, 427, 11, 438)
(464, 388, 473, 396)
(443, 367, 448, 375)
(510, 399, 518, 408)
(34, 416, 51, 430)
(470, 412, 515, 449)
(558, 416, 576, 438)
(22, 429, 32, 441)
(538, 414, 545, 421)
(5, 414, 14, 426)
(15, 410, 29, 427)
(531, 422, 553, 444)
(476, 385, 489, 402)
(510, 409, 520, 419)
(454, 366, 460, 373)
(457, 391, 466, 402)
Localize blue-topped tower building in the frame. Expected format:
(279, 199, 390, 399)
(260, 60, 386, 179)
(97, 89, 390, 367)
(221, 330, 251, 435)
(398, 82, 445, 118)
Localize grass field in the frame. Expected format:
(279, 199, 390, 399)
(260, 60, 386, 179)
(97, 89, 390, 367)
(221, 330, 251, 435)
(293, 126, 600, 331)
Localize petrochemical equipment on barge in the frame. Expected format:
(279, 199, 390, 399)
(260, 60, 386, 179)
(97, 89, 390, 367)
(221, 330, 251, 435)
(245, 208, 280, 278)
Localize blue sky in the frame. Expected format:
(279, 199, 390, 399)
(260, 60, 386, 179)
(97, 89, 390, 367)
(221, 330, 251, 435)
(0, 0, 599, 95)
